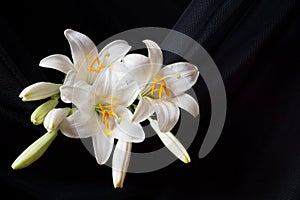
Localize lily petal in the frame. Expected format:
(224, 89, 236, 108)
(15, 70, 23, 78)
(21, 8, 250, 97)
(172, 93, 199, 117)
(132, 97, 154, 123)
(123, 54, 159, 87)
(98, 40, 131, 67)
(60, 83, 92, 111)
(64, 29, 98, 71)
(113, 79, 140, 107)
(60, 111, 99, 138)
(113, 108, 145, 143)
(110, 60, 128, 80)
(39, 54, 74, 74)
(92, 132, 114, 165)
(149, 119, 191, 163)
(143, 40, 163, 76)
(112, 140, 132, 188)
(63, 70, 77, 87)
(60, 71, 77, 103)
(153, 100, 180, 133)
(160, 62, 199, 96)
(123, 54, 149, 71)
(92, 69, 119, 104)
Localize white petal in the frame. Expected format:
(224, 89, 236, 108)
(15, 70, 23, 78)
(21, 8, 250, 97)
(123, 54, 149, 70)
(143, 40, 163, 75)
(60, 111, 99, 138)
(64, 29, 98, 71)
(113, 79, 140, 107)
(123, 54, 159, 87)
(92, 132, 114, 165)
(154, 100, 180, 133)
(60, 71, 77, 103)
(60, 84, 92, 111)
(172, 93, 199, 117)
(132, 97, 154, 123)
(63, 70, 77, 87)
(92, 69, 118, 104)
(150, 119, 190, 163)
(110, 60, 128, 80)
(44, 108, 71, 132)
(60, 86, 73, 104)
(112, 140, 132, 188)
(39, 54, 74, 74)
(160, 62, 199, 95)
(19, 82, 61, 101)
(113, 108, 145, 143)
(98, 40, 131, 67)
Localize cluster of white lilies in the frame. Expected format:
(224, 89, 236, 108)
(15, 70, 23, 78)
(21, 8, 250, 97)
(12, 29, 199, 188)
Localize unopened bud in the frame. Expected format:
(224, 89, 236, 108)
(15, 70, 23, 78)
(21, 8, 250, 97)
(11, 129, 58, 170)
(31, 98, 59, 125)
(44, 108, 71, 132)
(19, 82, 61, 102)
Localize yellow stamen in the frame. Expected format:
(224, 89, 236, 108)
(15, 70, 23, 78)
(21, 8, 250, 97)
(151, 74, 170, 98)
(102, 110, 106, 123)
(151, 78, 157, 95)
(162, 82, 170, 96)
(98, 104, 118, 136)
(105, 113, 109, 128)
(158, 83, 163, 98)
(88, 57, 106, 73)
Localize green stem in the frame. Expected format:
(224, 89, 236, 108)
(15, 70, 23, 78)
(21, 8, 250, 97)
(51, 93, 60, 100)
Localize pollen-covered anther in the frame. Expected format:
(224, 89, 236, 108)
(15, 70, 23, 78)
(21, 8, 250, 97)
(88, 57, 106, 73)
(98, 104, 118, 136)
(151, 73, 180, 98)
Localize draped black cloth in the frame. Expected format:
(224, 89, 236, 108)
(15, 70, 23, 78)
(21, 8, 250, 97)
(0, 0, 299, 199)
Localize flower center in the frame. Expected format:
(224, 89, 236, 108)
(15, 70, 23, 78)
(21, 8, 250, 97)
(96, 104, 118, 136)
(151, 73, 180, 98)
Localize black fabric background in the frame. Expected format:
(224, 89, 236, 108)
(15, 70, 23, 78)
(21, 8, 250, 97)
(0, 0, 299, 199)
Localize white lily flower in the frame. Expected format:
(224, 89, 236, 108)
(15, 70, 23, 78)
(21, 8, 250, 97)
(30, 98, 59, 125)
(112, 140, 132, 188)
(59, 68, 144, 165)
(123, 40, 199, 163)
(44, 108, 71, 132)
(39, 29, 131, 103)
(19, 82, 61, 102)
(11, 129, 58, 170)
(125, 40, 200, 133)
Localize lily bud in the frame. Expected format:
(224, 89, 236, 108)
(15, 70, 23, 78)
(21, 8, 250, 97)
(11, 129, 58, 170)
(31, 98, 59, 125)
(149, 118, 191, 163)
(19, 82, 61, 101)
(112, 140, 132, 188)
(44, 108, 71, 132)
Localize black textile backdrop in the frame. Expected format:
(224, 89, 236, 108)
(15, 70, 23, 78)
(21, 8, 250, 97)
(0, 0, 299, 199)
